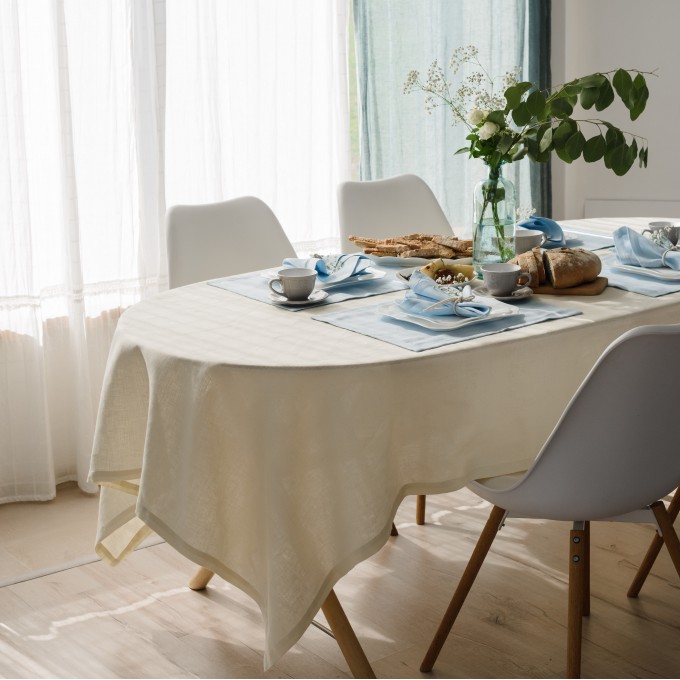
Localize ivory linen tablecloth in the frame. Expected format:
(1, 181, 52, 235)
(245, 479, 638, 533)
(89, 217, 680, 669)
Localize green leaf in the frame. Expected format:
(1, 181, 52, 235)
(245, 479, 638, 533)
(526, 89, 546, 117)
(539, 126, 553, 153)
(578, 74, 606, 88)
(504, 82, 532, 110)
(565, 131, 586, 160)
(604, 143, 626, 171)
(612, 143, 636, 176)
(583, 134, 606, 162)
(595, 79, 614, 110)
(512, 102, 531, 126)
(563, 83, 583, 97)
(550, 97, 573, 119)
(630, 84, 649, 120)
(526, 138, 540, 162)
(555, 144, 574, 164)
(633, 73, 646, 90)
(455, 146, 470, 155)
(612, 68, 633, 101)
(512, 146, 528, 162)
(496, 132, 514, 155)
(553, 119, 577, 148)
(486, 110, 506, 127)
(579, 87, 599, 110)
(605, 125, 624, 148)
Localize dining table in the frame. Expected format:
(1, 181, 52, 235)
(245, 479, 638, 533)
(88, 217, 680, 677)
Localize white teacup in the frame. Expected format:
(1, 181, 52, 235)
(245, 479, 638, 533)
(268, 268, 317, 301)
(481, 263, 532, 296)
(644, 221, 680, 246)
(514, 228, 547, 254)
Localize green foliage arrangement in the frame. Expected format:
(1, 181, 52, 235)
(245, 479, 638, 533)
(404, 45, 653, 177)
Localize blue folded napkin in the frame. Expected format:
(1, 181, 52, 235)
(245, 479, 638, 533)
(399, 270, 491, 318)
(518, 216, 566, 248)
(283, 254, 373, 285)
(613, 226, 680, 270)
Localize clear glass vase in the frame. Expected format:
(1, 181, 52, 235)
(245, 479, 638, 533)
(472, 163, 516, 276)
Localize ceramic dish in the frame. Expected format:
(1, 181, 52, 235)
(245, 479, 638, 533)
(262, 268, 385, 290)
(380, 299, 517, 331)
(269, 289, 329, 306)
(396, 267, 480, 286)
(475, 285, 534, 301)
(610, 263, 680, 281)
(367, 255, 473, 267)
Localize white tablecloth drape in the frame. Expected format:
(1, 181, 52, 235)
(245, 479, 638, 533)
(89, 218, 680, 668)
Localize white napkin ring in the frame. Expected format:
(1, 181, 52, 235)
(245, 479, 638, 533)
(660, 247, 679, 268)
(423, 290, 475, 313)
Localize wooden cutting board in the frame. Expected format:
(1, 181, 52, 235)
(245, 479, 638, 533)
(533, 276, 608, 296)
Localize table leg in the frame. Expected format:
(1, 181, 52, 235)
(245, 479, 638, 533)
(188, 566, 215, 590)
(188, 569, 374, 677)
(321, 589, 376, 679)
(416, 495, 426, 525)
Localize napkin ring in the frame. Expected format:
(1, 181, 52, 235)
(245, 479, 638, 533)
(424, 291, 475, 313)
(661, 247, 679, 268)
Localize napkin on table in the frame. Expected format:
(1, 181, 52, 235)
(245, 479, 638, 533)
(399, 270, 491, 318)
(283, 254, 373, 285)
(613, 226, 680, 270)
(518, 216, 566, 248)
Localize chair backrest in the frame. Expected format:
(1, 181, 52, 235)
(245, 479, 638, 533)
(490, 323, 680, 521)
(166, 197, 296, 288)
(337, 174, 454, 253)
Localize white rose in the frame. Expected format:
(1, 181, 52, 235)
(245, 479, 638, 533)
(478, 121, 499, 141)
(467, 108, 487, 126)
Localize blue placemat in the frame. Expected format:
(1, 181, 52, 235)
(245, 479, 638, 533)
(600, 261, 680, 297)
(562, 231, 614, 252)
(207, 271, 407, 310)
(312, 299, 582, 352)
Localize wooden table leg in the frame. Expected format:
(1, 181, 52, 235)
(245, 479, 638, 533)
(189, 566, 215, 591)
(321, 589, 376, 679)
(416, 495, 426, 525)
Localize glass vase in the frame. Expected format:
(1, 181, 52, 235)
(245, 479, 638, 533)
(472, 164, 516, 276)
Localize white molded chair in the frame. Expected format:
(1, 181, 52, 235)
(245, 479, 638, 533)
(338, 174, 454, 526)
(337, 174, 454, 254)
(421, 324, 680, 679)
(166, 197, 296, 289)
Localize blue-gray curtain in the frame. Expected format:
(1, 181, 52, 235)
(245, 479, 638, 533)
(353, 0, 552, 234)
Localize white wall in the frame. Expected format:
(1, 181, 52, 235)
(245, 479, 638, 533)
(551, 0, 680, 220)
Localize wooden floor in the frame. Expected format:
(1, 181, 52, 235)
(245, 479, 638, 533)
(1, 485, 679, 678)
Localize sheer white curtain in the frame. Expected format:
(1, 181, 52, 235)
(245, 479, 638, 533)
(165, 0, 351, 254)
(0, 0, 351, 504)
(0, 0, 165, 503)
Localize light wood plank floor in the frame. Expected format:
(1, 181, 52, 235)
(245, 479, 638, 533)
(1, 486, 679, 678)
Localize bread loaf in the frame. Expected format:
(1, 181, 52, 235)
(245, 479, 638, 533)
(543, 248, 601, 289)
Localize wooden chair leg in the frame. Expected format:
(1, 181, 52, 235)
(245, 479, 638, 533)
(188, 566, 215, 591)
(651, 500, 680, 579)
(321, 589, 375, 679)
(420, 505, 505, 673)
(416, 495, 426, 525)
(567, 523, 586, 679)
(628, 490, 680, 598)
(390, 522, 399, 536)
(583, 521, 590, 617)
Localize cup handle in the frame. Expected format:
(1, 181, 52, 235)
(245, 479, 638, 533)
(268, 278, 284, 295)
(517, 272, 532, 288)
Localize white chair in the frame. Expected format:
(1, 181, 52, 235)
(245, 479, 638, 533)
(337, 174, 454, 254)
(338, 174, 454, 526)
(166, 196, 296, 288)
(420, 324, 680, 679)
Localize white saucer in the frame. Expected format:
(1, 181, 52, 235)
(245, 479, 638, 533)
(477, 285, 533, 301)
(269, 289, 328, 306)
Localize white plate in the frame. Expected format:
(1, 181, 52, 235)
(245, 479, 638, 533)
(367, 255, 473, 267)
(261, 268, 385, 290)
(475, 285, 534, 301)
(610, 263, 680, 281)
(316, 268, 386, 290)
(269, 289, 329, 306)
(396, 267, 480, 286)
(380, 299, 518, 331)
